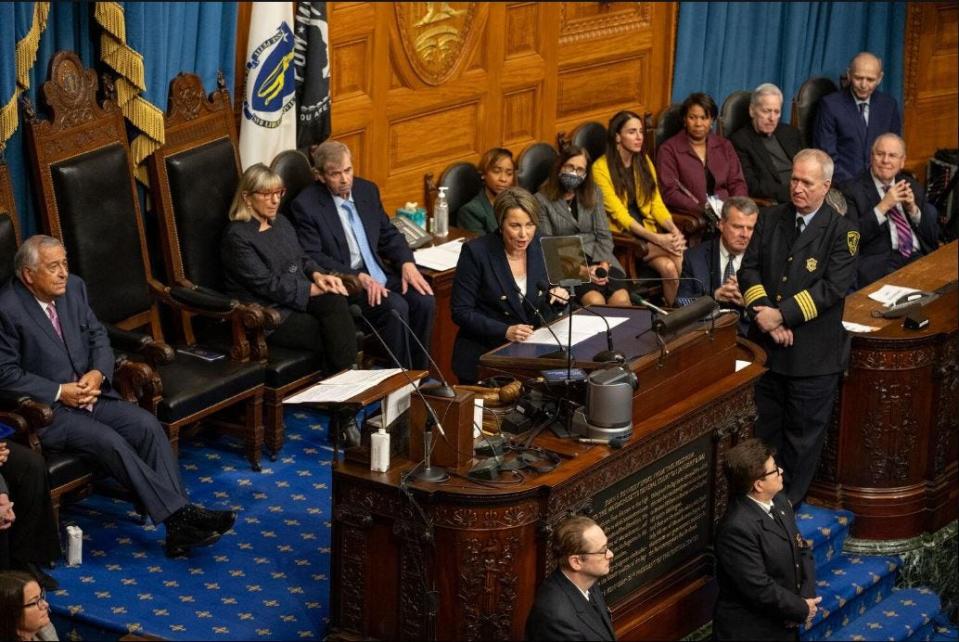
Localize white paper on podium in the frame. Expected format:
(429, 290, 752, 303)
(867, 284, 920, 306)
(414, 238, 464, 271)
(524, 315, 629, 346)
(283, 368, 404, 404)
(842, 321, 880, 333)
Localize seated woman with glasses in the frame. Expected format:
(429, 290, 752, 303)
(536, 144, 630, 306)
(0, 571, 57, 641)
(713, 438, 820, 641)
(457, 147, 516, 234)
(221, 163, 358, 374)
(592, 110, 686, 305)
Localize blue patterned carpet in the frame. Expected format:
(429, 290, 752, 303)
(47, 406, 335, 641)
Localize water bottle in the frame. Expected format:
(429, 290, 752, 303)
(434, 187, 449, 237)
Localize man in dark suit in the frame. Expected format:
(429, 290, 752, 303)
(714, 438, 819, 641)
(676, 196, 758, 336)
(0, 236, 235, 557)
(730, 83, 803, 203)
(813, 51, 902, 185)
(291, 141, 435, 370)
(526, 515, 616, 641)
(739, 150, 858, 506)
(841, 133, 939, 288)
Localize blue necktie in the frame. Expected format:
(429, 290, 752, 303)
(342, 200, 387, 285)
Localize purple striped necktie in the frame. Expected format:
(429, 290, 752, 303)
(46, 303, 64, 341)
(882, 185, 913, 257)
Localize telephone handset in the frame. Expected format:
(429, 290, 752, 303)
(392, 215, 433, 249)
(871, 290, 938, 318)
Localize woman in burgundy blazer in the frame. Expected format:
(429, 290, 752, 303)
(656, 93, 748, 218)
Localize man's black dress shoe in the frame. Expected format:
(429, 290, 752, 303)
(164, 510, 222, 557)
(180, 504, 237, 535)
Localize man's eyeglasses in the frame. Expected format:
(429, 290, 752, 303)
(579, 546, 611, 557)
(23, 590, 48, 610)
(760, 465, 783, 479)
(254, 188, 287, 198)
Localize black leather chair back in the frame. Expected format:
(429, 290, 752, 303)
(792, 77, 838, 147)
(271, 150, 314, 217)
(438, 161, 482, 226)
(719, 90, 752, 137)
(0, 212, 16, 285)
(165, 138, 238, 291)
(50, 145, 152, 324)
(516, 142, 557, 193)
(570, 121, 607, 166)
(654, 103, 684, 152)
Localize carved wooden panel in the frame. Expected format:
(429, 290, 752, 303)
(388, 101, 481, 173)
(505, 3, 541, 59)
(331, 37, 373, 99)
(557, 54, 650, 119)
(559, 2, 652, 45)
(502, 86, 539, 146)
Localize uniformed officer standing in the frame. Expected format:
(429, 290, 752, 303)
(738, 148, 859, 506)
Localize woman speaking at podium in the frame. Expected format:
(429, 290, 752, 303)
(451, 187, 561, 383)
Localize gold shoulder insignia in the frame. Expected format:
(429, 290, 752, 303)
(806, 258, 818, 272)
(847, 231, 860, 256)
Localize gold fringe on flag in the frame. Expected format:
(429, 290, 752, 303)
(1, 1, 50, 148)
(94, 1, 165, 184)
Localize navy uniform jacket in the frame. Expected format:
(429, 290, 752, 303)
(738, 202, 858, 377)
(525, 568, 616, 641)
(451, 232, 554, 383)
(840, 171, 939, 288)
(713, 493, 816, 641)
(289, 177, 414, 276)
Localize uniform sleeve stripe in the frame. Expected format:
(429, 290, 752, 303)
(795, 290, 818, 322)
(743, 285, 767, 306)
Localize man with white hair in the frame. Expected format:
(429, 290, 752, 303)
(813, 51, 902, 185)
(738, 149, 858, 507)
(730, 83, 803, 203)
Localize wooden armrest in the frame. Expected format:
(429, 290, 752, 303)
(114, 356, 163, 413)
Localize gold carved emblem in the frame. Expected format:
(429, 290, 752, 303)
(847, 231, 860, 256)
(806, 258, 818, 272)
(393, 2, 485, 86)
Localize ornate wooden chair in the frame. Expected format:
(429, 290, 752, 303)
(570, 121, 606, 165)
(792, 76, 838, 147)
(516, 142, 557, 194)
(271, 149, 316, 218)
(424, 161, 483, 228)
(718, 90, 751, 137)
(23, 51, 267, 470)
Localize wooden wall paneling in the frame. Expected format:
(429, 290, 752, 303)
(903, 2, 958, 182)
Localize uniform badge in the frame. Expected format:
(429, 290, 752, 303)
(847, 231, 860, 256)
(806, 258, 818, 272)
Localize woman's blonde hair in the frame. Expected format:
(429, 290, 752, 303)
(229, 163, 285, 221)
(493, 186, 540, 228)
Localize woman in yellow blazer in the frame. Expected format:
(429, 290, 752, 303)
(592, 110, 686, 305)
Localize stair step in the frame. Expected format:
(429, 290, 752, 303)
(827, 587, 940, 642)
(795, 503, 855, 572)
(929, 612, 959, 642)
(802, 554, 900, 640)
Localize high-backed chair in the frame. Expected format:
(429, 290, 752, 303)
(516, 142, 557, 193)
(271, 149, 315, 218)
(23, 51, 267, 470)
(718, 90, 751, 137)
(792, 76, 838, 147)
(570, 121, 607, 166)
(654, 103, 683, 154)
(424, 161, 483, 226)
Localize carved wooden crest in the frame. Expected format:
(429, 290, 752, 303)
(392, 2, 486, 87)
(165, 72, 231, 125)
(39, 50, 117, 132)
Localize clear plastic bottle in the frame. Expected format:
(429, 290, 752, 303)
(434, 186, 449, 237)
(370, 427, 391, 472)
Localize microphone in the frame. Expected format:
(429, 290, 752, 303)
(513, 284, 568, 360)
(536, 280, 625, 364)
(388, 308, 456, 398)
(652, 296, 717, 335)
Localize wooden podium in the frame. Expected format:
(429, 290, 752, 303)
(329, 311, 767, 640)
(809, 241, 959, 539)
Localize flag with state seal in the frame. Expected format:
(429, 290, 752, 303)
(239, 2, 297, 169)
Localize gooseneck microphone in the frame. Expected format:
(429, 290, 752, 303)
(536, 280, 625, 364)
(388, 308, 456, 398)
(513, 284, 569, 360)
(651, 296, 717, 335)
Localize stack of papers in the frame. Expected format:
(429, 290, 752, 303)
(283, 368, 404, 404)
(414, 238, 464, 271)
(525, 316, 629, 346)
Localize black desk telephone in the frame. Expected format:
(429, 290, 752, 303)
(872, 290, 938, 319)
(392, 216, 433, 249)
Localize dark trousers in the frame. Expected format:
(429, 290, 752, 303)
(39, 398, 187, 524)
(269, 294, 358, 373)
(358, 273, 435, 370)
(754, 371, 841, 505)
(0, 441, 61, 567)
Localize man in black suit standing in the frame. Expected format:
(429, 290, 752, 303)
(0, 236, 235, 557)
(840, 133, 939, 288)
(676, 195, 758, 336)
(730, 83, 803, 204)
(738, 149, 858, 507)
(714, 438, 819, 641)
(526, 515, 616, 641)
(291, 140, 435, 370)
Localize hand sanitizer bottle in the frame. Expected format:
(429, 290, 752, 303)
(370, 427, 390, 472)
(434, 187, 449, 237)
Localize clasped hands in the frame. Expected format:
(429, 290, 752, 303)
(656, 230, 687, 256)
(879, 179, 918, 217)
(61, 369, 104, 409)
(713, 275, 744, 306)
(754, 305, 793, 347)
(0, 492, 14, 530)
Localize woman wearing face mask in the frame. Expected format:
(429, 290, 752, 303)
(592, 110, 686, 306)
(0, 571, 59, 640)
(457, 147, 516, 234)
(451, 187, 563, 383)
(536, 144, 630, 306)
(656, 93, 748, 219)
